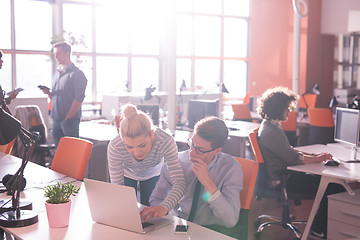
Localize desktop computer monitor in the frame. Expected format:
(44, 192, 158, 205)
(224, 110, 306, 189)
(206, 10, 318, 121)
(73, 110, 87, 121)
(137, 104, 160, 126)
(334, 107, 360, 146)
(187, 99, 219, 129)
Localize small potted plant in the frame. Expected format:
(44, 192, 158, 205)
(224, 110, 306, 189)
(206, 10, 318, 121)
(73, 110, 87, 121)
(44, 181, 80, 228)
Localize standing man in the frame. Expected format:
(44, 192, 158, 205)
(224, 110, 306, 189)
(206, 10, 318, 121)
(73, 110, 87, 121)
(41, 42, 87, 146)
(148, 116, 243, 232)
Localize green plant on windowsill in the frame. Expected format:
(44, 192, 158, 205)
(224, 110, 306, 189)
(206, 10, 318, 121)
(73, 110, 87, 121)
(44, 181, 80, 204)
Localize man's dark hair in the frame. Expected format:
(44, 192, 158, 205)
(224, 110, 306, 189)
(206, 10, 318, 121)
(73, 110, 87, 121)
(194, 116, 228, 149)
(0, 50, 3, 59)
(53, 42, 72, 54)
(257, 86, 298, 121)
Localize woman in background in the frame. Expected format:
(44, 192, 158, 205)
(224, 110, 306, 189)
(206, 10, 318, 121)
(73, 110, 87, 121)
(108, 103, 185, 222)
(257, 86, 344, 239)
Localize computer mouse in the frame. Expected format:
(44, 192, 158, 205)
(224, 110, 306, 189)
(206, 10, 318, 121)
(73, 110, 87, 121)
(323, 160, 340, 167)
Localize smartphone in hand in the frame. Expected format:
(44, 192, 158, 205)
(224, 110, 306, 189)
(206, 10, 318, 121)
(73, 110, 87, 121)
(37, 85, 50, 90)
(6, 88, 24, 96)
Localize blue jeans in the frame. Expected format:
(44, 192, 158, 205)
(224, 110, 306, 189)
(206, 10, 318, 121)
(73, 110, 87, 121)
(124, 176, 160, 206)
(52, 118, 80, 147)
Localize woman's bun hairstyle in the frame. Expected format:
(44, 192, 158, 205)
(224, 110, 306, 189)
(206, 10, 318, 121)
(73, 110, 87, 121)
(120, 104, 153, 138)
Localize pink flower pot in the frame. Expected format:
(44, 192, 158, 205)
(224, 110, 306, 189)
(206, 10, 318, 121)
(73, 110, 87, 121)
(45, 200, 71, 228)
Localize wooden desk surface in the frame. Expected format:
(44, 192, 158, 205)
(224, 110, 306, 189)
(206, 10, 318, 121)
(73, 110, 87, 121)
(0, 152, 235, 240)
(224, 120, 260, 132)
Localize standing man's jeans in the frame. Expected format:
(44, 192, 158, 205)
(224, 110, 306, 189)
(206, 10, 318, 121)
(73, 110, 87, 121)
(52, 118, 80, 147)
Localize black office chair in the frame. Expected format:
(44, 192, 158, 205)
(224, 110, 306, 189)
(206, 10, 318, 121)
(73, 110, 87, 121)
(249, 128, 309, 240)
(254, 168, 309, 240)
(13, 105, 55, 166)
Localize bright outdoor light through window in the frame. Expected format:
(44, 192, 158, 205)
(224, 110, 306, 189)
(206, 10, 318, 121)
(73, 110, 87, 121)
(0, 1, 11, 49)
(2, 0, 250, 102)
(15, 0, 52, 51)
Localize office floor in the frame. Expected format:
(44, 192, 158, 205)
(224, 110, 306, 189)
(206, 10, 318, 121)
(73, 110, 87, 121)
(247, 195, 314, 240)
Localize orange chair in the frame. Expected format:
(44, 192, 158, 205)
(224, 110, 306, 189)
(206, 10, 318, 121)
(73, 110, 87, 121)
(232, 103, 252, 121)
(0, 139, 15, 154)
(299, 94, 317, 109)
(307, 108, 335, 144)
(235, 157, 259, 240)
(243, 92, 250, 104)
(281, 111, 298, 146)
(48, 99, 52, 115)
(248, 128, 307, 239)
(235, 157, 258, 211)
(51, 137, 93, 180)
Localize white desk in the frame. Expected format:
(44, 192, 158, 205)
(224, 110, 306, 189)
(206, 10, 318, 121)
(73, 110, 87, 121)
(290, 143, 360, 240)
(224, 120, 260, 157)
(0, 152, 235, 240)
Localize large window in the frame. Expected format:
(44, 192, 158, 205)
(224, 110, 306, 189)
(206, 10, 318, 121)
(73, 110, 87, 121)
(176, 0, 250, 99)
(0, 0, 53, 97)
(1, 0, 250, 102)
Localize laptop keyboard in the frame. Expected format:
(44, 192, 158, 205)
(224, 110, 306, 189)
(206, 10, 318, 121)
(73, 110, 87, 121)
(142, 222, 154, 229)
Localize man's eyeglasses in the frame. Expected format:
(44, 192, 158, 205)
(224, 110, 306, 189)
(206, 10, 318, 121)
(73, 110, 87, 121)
(187, 139, 218, 155)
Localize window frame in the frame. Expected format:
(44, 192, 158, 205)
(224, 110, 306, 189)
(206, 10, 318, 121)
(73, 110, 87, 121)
(2, 0, 250, 103)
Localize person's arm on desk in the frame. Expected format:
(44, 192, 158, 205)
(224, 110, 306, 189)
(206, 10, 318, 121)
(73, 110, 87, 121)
(294, 149, 333, 164)
(141, 139, 185, 223)
(141, 164, 178, 222)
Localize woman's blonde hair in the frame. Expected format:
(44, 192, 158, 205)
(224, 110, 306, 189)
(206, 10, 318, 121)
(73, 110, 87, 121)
(120, 104, 154, 138)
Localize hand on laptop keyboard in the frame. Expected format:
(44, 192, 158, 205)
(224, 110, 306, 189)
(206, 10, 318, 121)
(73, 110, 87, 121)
(140, 205, 168, 223)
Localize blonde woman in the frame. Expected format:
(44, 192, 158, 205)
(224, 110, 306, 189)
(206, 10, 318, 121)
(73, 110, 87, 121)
(108, 104, 185, 222)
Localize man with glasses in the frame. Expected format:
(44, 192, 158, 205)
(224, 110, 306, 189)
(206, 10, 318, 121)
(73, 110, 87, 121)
(150, 116, 243, 230)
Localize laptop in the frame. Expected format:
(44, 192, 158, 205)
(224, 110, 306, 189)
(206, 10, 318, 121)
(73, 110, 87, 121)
(84, 178, 172, 234)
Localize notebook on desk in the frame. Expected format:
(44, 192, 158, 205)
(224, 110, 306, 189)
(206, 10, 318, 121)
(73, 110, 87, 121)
(84, 178, 172, 234)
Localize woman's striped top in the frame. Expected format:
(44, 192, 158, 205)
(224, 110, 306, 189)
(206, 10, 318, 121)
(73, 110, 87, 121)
(107, 127, 185, 211)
